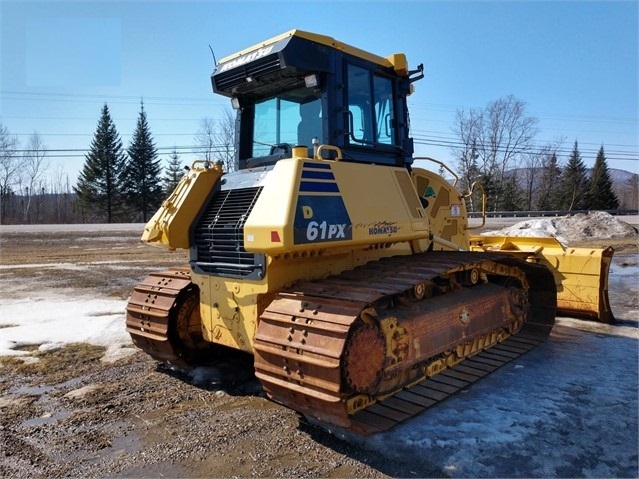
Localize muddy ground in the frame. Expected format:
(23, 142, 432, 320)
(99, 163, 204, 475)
(0, 224, 637, 478)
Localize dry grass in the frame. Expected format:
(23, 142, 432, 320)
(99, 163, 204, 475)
(0, 230, 188, 297)
(0, 343, 107, 376)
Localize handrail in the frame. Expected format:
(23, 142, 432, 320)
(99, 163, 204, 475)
(465, 181, 486, 230)
(413, 157, 459, 188)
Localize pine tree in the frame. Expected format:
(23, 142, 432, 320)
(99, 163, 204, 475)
(537, 152, 562, 211)
(587, 146, 619, 210)
(479, 168, 501, 212)
(74, 103, 127, 223)
(121, 100, 163, 222)
(559, 140, 588, 211)
(437, 164, 447, 181)
(163, 148, 184, 195)
(501, 172, 524, 211)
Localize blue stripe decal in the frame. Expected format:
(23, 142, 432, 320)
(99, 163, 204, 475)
(303, 162, 332, 170)
(301, 170, 335, 180)
(299, 181, 340, 193)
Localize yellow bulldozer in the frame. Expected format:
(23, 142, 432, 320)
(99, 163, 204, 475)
(126, 30, 614, 435)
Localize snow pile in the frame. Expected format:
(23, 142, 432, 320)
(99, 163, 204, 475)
(482, 211, 638, 246)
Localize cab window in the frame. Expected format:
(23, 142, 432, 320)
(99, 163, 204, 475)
(346, 64, 396, 147)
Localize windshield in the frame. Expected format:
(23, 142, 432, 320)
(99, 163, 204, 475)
(252, 92, 322, 157)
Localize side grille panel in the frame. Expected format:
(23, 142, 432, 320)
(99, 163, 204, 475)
(191, 186, 264, 279)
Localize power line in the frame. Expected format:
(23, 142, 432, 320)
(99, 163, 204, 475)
(2, 115, 223, 122)
(0, 90, 213, 103)
(410, 129, 638, 154)
(8, 127, 635, 156)
(4, 90, 635, 125)
(9, 132, 200, 137)
(408, 99, 637, 124)
(5, 140, 637, 163)
(413, 137, 637, 162)
(5, 144, 227, 158)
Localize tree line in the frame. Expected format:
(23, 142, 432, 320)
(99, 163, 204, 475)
(1, 95, 636, 224)
(452, 95, 635, 212)
(0, 102, 233, 224)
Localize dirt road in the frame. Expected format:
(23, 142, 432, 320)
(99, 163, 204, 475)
(0, 225, 637, 478)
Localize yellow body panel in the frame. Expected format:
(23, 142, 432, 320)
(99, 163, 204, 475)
(411, 167, 470, 250)
(141, 161, 223, 250)
(190, 272, 267, 352)
(243, 157, 432, 255)
(469, 235, 614, 322)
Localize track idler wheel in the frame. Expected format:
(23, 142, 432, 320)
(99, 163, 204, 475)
(169, 286, 211, 364)
(342, 321, 386, 395)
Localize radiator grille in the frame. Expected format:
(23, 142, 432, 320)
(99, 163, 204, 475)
(192, 186, 263, 278)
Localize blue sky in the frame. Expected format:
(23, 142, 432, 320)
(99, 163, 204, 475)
(1, 0, 637, 185)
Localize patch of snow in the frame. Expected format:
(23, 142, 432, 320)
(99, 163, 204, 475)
(0, 287, 136, 362)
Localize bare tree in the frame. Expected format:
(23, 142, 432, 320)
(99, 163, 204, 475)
(194, 117, 216, 163)
(194, 108, 237, 172)
(214, 108, 237, 172)
(0, 122, 22, 223)
(453, 95, 538, 210)
(483, 96, 538, 209)
(21, 131, 49, 223)
(49, 163, 73, 223)
(619, 174, 638, 210)
(452, 109, 482, 210)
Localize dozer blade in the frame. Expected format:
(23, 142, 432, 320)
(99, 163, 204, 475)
(469, 235, 614, 323)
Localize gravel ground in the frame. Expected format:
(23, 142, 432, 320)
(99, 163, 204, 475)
(0, 223, 637, 478)
(1, 348, 426, 478)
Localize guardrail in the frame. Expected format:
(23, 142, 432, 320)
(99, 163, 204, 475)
(467, 209, 638, 218)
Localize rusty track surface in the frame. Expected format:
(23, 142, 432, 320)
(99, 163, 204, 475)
(125, 268, 193, 368)
(254, 251, 556, 435)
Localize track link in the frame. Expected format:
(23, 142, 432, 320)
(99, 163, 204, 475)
(254, 251, 556, 435)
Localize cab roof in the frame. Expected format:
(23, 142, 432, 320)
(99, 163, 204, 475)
(216, 29, 408, 76)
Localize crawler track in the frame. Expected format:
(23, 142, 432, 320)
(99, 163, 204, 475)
(126, 252, 556, 435)
(253, 251, 556, 435)
(125, 268, 195, 368)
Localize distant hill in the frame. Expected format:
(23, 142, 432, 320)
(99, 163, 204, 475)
(608, 168, 637, 187)
(607, 168, 638, 209)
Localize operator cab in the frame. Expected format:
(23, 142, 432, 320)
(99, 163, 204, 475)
(211, 30, 423, 170)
